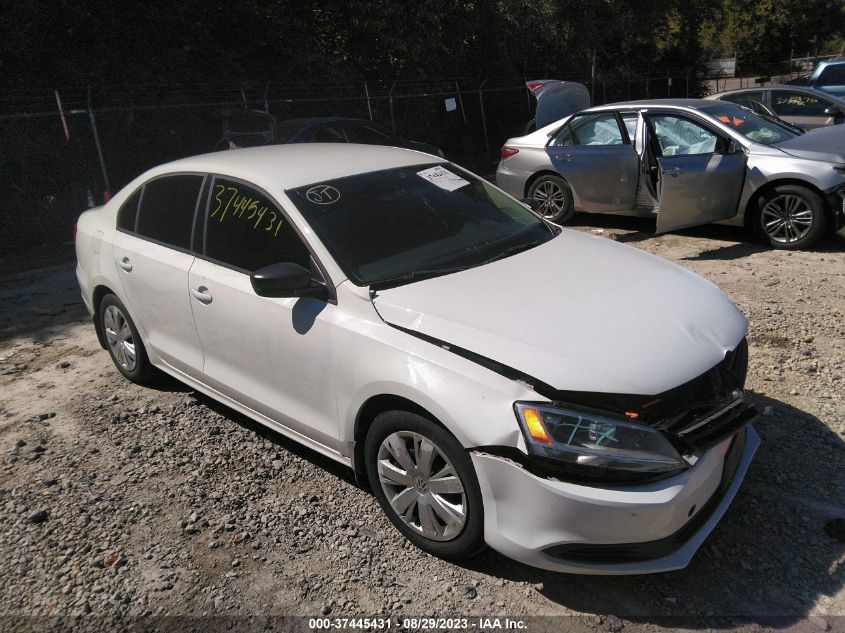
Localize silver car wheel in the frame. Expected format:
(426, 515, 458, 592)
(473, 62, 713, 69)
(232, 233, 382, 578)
(533, 180, 567, 219)
(377, 431, 467, 542)
(103, 305, 137, 371)
(761, 194, 814, 244)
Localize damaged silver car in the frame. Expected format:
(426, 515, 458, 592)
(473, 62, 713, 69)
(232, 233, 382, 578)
(497, 82, 845, 249)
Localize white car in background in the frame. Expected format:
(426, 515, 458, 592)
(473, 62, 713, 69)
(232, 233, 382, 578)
(75, 144, 759, 574)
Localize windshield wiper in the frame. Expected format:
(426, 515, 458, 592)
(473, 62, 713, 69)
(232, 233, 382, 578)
(478, 238, 548, 266)
(369, 264, 474, 291)
(369, 238, 549, 292)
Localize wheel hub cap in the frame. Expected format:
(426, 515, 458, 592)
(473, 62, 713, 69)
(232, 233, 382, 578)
(103, 305, 137, 371)
(761, 194, 813, 244)
(377, 431, 467, 542)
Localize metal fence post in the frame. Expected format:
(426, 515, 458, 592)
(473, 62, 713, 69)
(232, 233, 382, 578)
(86, 86, 111, 199)
(388, 81, 397, 133)
(454, 80, 467, 124)
(364, 81, 373, 121)
(478, 80, 490, 163)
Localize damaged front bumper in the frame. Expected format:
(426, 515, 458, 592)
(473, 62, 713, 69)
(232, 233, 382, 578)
(472, 425, 759, 575)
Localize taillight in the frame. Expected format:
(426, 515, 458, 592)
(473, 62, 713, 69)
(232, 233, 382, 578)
(526, 82, 544, 93)
(501, 146, 519, 160)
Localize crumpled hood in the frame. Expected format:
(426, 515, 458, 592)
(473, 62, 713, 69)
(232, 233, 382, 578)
(774, 125, 845, 163)
(372, 231, 747, 395)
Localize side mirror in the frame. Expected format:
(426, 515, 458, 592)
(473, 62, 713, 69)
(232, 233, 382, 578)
(824, 105, 843, 117)
(250, 262, 328, 299)
(521, 198, 542, 212)
(725, 139, 744, 155)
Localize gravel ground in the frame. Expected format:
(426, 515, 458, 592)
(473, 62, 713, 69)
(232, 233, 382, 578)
(0, 220, 843, 633)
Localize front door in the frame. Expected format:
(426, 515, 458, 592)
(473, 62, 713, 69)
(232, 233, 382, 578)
(546, 111, 639, 213)
(188, 176, 340, 451)
(111, 174, 206, 377)
(646, 113, 746, 234)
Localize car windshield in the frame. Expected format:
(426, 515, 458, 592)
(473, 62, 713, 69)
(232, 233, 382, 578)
(698, 102, 799, 145)
(287, 163, 555, 287)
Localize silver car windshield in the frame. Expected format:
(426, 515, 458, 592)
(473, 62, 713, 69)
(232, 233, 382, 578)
(698, 102, 799, 145)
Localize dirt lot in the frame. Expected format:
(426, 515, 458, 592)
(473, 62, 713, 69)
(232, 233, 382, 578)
(1, 218, 843, 633)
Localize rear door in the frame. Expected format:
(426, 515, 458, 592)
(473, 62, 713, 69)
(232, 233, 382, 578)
(546, 111, 639, 213)
(646, 113, 746, 234)
(111, 174, 206, 377)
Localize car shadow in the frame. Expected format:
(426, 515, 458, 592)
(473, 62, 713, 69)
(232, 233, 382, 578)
(568, 213, 845, 255)
(190, 390, 359, 487)
(453, 391, 844, 627)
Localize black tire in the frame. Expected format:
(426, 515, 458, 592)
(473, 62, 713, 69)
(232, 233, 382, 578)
(98, 294, 154, 384)
(527, 174, 575, 224)
(755, 184, 827, 250)
(364, 411, 485, 560)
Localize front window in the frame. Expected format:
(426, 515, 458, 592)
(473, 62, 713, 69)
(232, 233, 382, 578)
(287, 164, 555, 287)
(551, 113, 626, 146)
(698, 102, 799, 145)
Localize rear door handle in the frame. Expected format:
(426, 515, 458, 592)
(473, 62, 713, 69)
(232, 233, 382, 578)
(118, 257, 132, 272)
(558, 153, 574, 162)
(191, 286, 212, 304)
(668, 166, 684, 177)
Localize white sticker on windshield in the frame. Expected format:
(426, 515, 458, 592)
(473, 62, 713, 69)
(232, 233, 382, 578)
(416, 166, 469, 192)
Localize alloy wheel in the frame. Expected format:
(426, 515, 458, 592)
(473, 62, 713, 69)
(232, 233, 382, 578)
(760, 194, 814, 244)
(103, 305, 137, 371)
(532, 180, 567, 219)
(376, 431, 467, 542)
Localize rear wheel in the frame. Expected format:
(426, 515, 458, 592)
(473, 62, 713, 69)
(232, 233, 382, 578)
(527, 174, 575, 224)
(99, 294, 153, 384)
(364, 411, 485, 560)
(756, 184, 827, 249)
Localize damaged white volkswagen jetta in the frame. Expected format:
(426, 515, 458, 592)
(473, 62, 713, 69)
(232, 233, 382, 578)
(75, 144, 759, 574)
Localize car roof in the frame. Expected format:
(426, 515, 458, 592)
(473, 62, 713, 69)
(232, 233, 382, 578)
(585, 98, 718, 111)
(708, 85, 845, 103)
(151, 144, 446, 189)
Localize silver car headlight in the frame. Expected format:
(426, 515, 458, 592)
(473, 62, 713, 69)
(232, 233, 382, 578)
(514, 402, 686, 473)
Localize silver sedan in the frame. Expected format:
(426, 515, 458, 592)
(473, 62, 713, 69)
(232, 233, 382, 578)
(496, 99, 845, 249)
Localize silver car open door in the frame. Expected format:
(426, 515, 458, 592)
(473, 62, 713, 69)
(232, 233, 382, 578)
(647, 112, 747, 234)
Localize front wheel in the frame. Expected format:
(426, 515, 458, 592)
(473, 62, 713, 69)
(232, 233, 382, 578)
(756, 184, 827, 249)
(527, 174, 575, 224)
(364, 411, 485, 560)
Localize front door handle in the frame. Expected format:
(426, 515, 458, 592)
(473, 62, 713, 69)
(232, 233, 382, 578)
(668, 166, 685, 177)
(118, 257, 132, 272)
(191, 286, 212, 304)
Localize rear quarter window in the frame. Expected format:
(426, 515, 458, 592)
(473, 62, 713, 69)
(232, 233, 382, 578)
(116, 188, 141, 231)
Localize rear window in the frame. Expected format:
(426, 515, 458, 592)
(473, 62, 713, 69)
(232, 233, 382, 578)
(135, 175, 204, 250)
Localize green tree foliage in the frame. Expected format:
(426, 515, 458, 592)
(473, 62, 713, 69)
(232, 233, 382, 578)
(699, 0, 844, 72)
(1, 0, 841, 86)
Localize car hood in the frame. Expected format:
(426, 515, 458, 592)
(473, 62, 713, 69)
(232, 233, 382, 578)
(372, 231, 747, 396)
(774, 125, 845, 163)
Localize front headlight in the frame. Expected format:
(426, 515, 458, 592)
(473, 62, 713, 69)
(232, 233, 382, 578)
(515, 402, 686, 474)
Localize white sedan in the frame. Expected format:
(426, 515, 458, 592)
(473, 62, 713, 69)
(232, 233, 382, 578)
(75, 144, 759, 574)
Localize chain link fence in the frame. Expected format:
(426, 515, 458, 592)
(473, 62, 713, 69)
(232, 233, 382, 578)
(1, 73, 711, 253)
